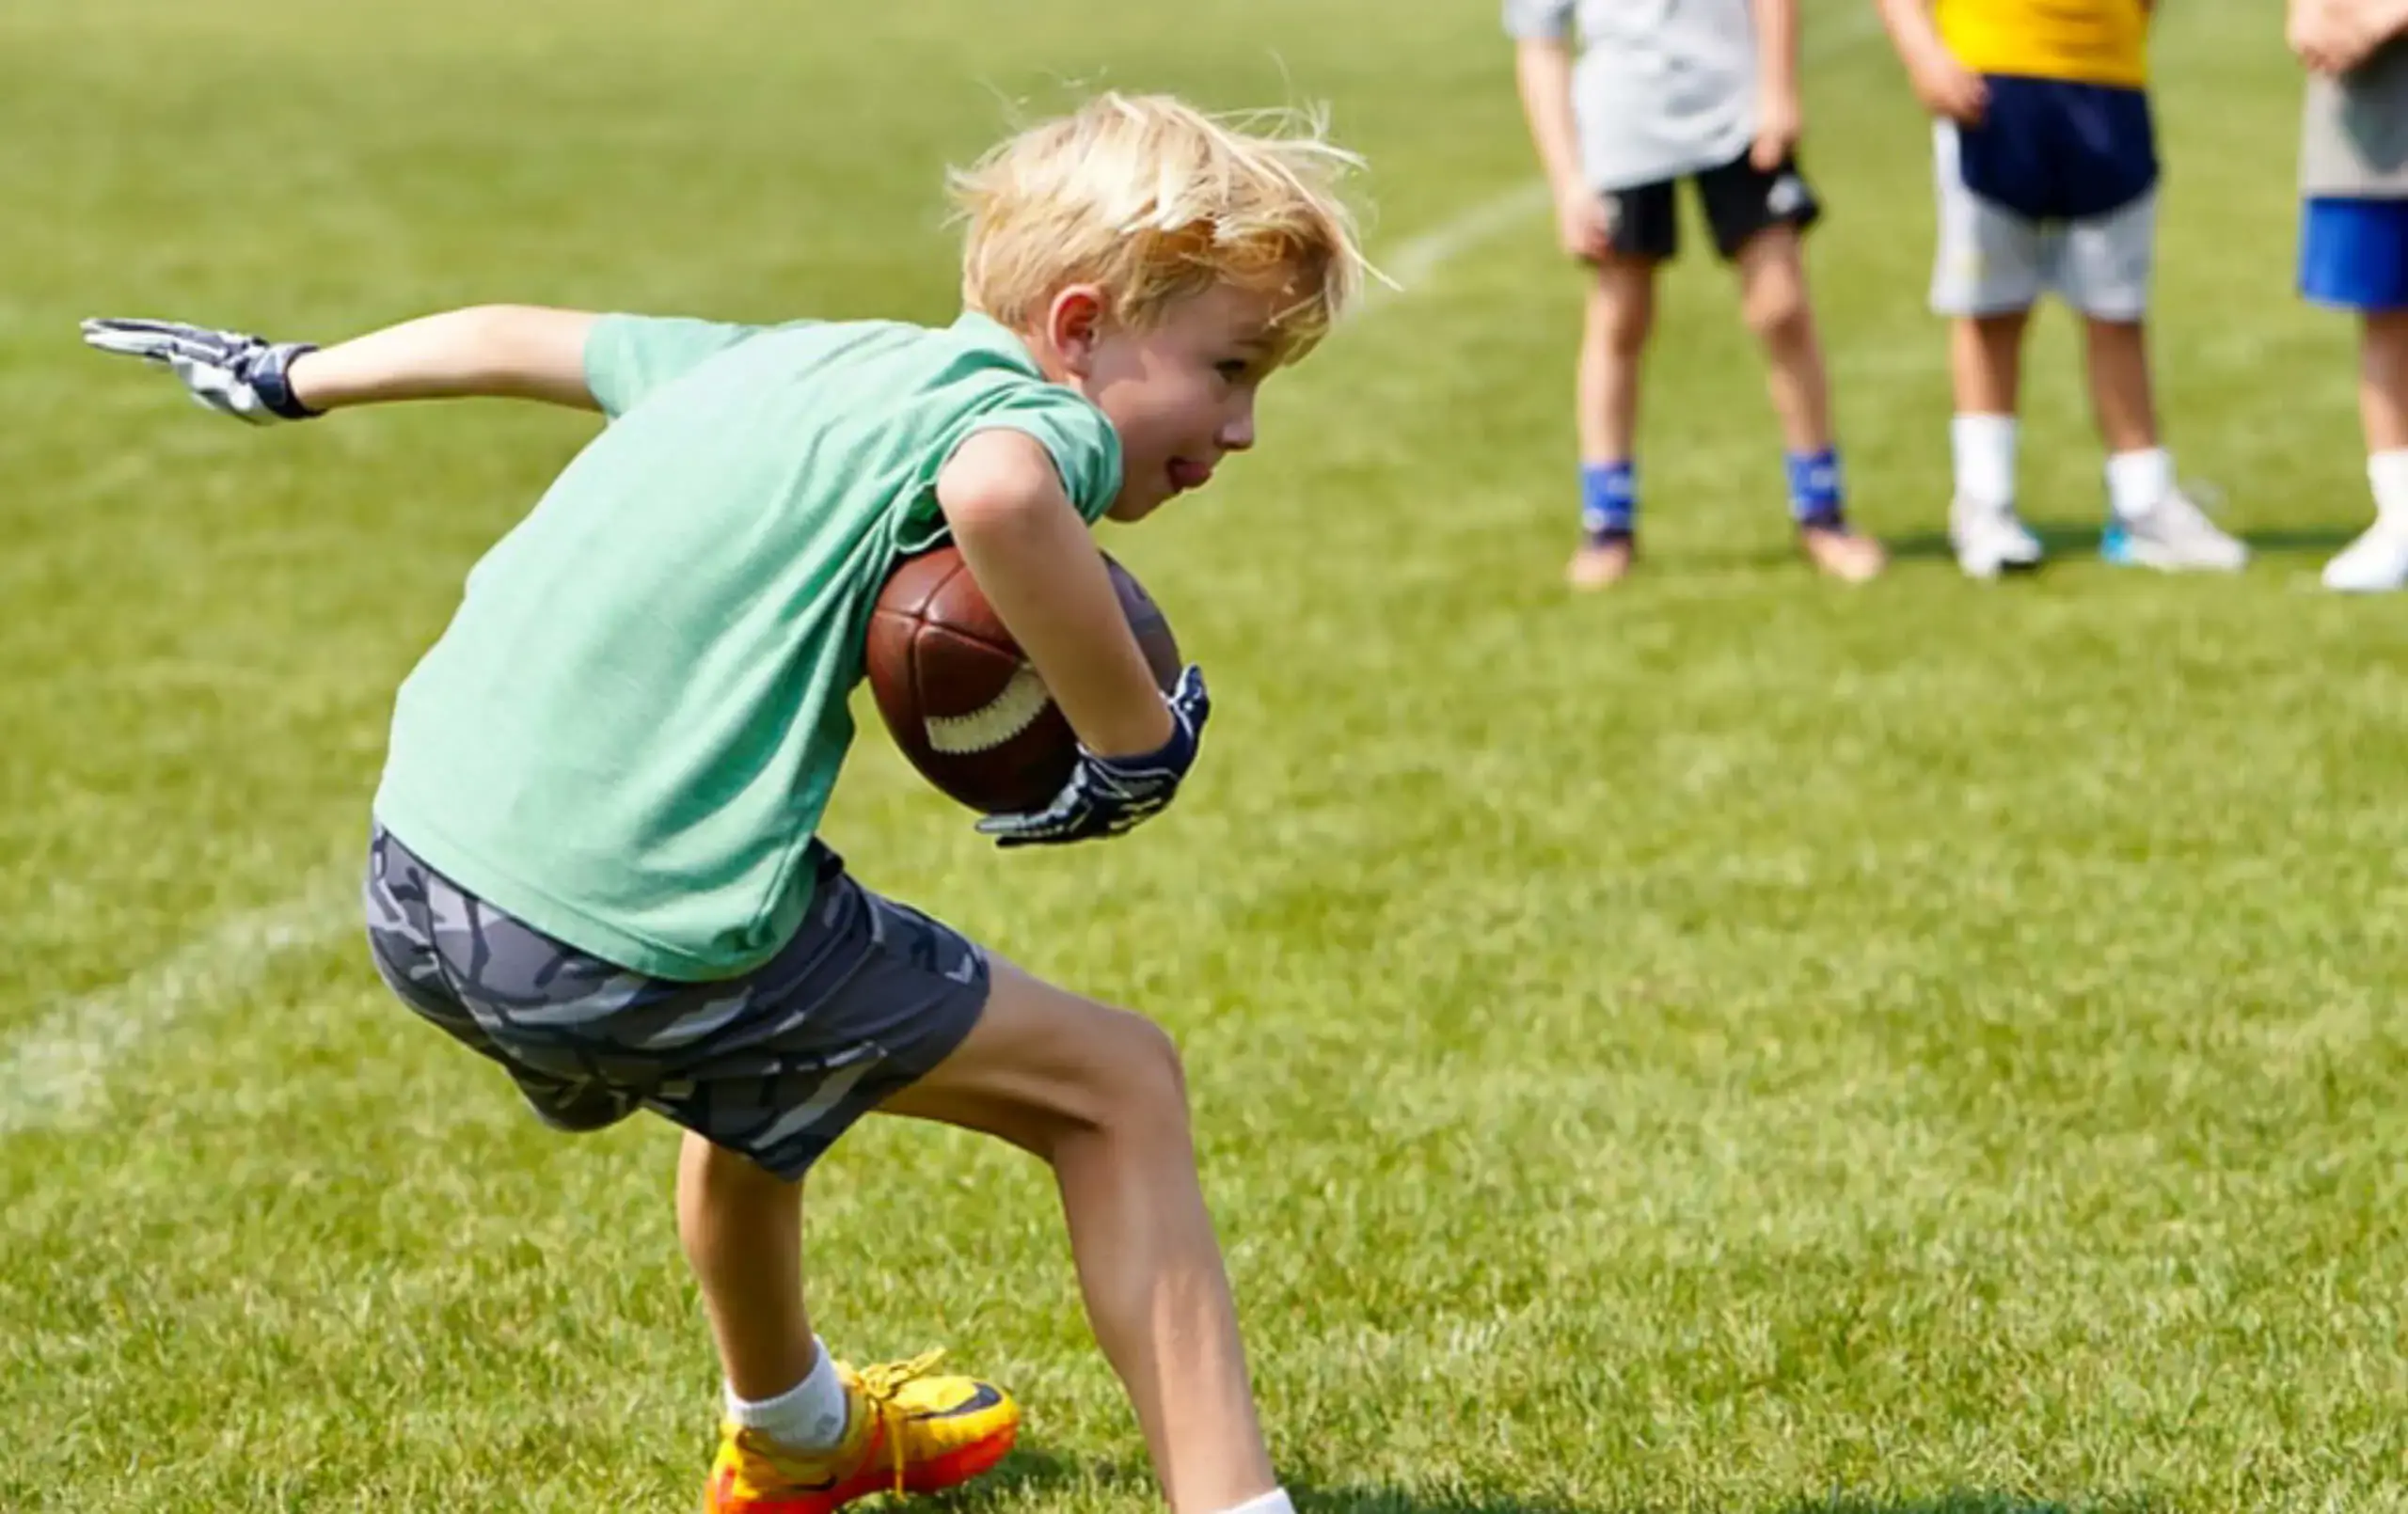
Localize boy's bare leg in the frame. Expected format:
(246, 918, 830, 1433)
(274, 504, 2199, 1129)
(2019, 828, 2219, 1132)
(878, 957, 1271, 1514)
(2081, 315, 2159, 454)
(1735, 227, 1882, 579)
(1943, 310, 2047, 576)
(678, 1131, 818, 1401)
(1734, 225, 1831, 453)
(2083, 314, 2245, 569)
(1952, 310, 2026, 415)
(1578, 255, 1654, 463)
(1568, 255, 1655, 588)
(2361, 309, 2408, 452)
(2326, 310, 2408, 590)
(681, 1010, 1024, 1513)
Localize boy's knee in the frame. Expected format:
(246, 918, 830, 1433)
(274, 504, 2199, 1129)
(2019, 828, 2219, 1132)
(1606, 311, 1653, 359)
(1034, 1007, 1190, 1150)
(1095, 1012, 1190, 1127)
(1585, 272, 1655, 357)
(1744, 277, 1810, 344)
(1588, 303, 1653, 360)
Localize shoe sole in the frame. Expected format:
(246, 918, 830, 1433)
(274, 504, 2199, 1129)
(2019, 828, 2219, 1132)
(1956, 550, 2044, 581)
(2099, 526, 2245, 573)
(820, 1424, 1018, 1510)
(2099, 543, 2246, 573)
(707, 1423, 1016, 1514)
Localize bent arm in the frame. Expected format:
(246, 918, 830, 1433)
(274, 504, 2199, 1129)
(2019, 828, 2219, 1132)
(936, 429, 1176, 759)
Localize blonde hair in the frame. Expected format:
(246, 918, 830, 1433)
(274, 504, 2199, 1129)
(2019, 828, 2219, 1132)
(948, 92, 1372, 362)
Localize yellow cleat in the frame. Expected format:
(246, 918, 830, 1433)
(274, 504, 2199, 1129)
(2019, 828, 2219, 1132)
(705, 1351, 1019, 1514)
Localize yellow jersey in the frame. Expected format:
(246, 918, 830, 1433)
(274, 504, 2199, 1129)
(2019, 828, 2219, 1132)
(1936, 0, 2149, 89)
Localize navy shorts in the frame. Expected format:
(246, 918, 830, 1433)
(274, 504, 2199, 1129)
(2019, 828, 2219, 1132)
(1954, 75, 2158, 223)
(2301, 197, 2408, 311)
(362, 824, 989, 1180)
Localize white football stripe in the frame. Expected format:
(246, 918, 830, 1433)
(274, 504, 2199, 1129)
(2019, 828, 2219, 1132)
(925, 663, 1053, 754)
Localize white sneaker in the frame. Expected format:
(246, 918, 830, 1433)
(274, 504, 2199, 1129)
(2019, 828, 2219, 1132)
(2322, 517, 2408, 592)
(2100, 486, 2247, 573)
(1950, 496, 2046, 579)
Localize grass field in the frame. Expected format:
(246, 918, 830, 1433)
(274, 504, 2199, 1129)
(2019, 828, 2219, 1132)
(4, 2, 2405, 1511)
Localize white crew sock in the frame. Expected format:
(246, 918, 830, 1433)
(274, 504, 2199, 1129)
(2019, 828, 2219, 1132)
(2105, 446, 2175, 520)
(1215, 1490, 1297, 1514)
(2368, 449, 2408, 526)
(726, 1339, 850, 1452)
(1951, 414, 2018, 507)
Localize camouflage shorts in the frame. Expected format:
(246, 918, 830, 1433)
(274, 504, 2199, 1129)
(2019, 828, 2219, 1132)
(362, 824, 988, 1180)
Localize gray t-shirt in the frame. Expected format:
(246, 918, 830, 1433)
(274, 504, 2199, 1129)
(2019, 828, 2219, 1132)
(1503, 0, 1760, 192)
(2302, 39, 2408, 198)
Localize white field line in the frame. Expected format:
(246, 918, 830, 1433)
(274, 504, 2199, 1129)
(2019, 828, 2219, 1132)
(1361, 180, 1556, 311)
(0, 871, 356, 1136)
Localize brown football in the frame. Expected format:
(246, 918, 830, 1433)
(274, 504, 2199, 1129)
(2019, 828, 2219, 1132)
(865, 546, 1182, 815)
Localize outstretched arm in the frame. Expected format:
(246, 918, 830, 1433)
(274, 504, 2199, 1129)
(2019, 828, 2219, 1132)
(288, 306, 599, 411)
(82, 304, 602, 422)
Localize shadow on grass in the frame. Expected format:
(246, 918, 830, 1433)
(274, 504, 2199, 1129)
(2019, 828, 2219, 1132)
(940, 1448, 2167, 1514)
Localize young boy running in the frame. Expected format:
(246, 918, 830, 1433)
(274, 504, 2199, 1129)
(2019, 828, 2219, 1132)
(84, 93, 1368, 1514)
(1877, 0, 2248, 576)
(1506, 0, 1888, 588)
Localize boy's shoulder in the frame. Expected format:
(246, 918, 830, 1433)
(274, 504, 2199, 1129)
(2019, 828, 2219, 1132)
(741, 309, 1121, 522)
(589, 308, 1069, 426)
(722, 310, 1056, 390)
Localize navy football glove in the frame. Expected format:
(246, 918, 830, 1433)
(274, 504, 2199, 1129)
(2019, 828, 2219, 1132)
(81, 317, 321, 424)
(977, 665, 1211, 848)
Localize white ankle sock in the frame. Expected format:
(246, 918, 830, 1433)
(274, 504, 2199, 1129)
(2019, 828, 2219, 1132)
(1215, 1490, 1296, 1514)
(1951, 414, 2018, 508)
(2105, 447, 2174, 520)
(727, 1340, 849, 1452)
(2368, 449, 2408, 525)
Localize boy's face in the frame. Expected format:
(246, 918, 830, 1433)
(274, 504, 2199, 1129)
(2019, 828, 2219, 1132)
(1054, 282, 1288, 522)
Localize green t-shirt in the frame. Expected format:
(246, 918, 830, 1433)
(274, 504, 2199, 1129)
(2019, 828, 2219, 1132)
(372, 310, 1123, 979)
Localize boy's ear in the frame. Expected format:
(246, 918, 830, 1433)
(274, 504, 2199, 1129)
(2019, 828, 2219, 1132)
(1045, 285, 1109, 377)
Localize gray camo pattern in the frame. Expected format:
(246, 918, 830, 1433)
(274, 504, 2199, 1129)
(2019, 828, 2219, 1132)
(363, 825, 988, 1179)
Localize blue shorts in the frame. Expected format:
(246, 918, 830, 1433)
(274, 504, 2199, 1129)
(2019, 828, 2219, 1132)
(2300, 197, 2408, 311)
(1955, 75, 2158, 223)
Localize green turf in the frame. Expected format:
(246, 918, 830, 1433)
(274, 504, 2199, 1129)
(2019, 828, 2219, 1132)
(4, 2, 2404, 1510)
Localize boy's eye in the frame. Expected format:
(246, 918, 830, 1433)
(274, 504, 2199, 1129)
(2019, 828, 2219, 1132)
(1215, 359, 1252, 383)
